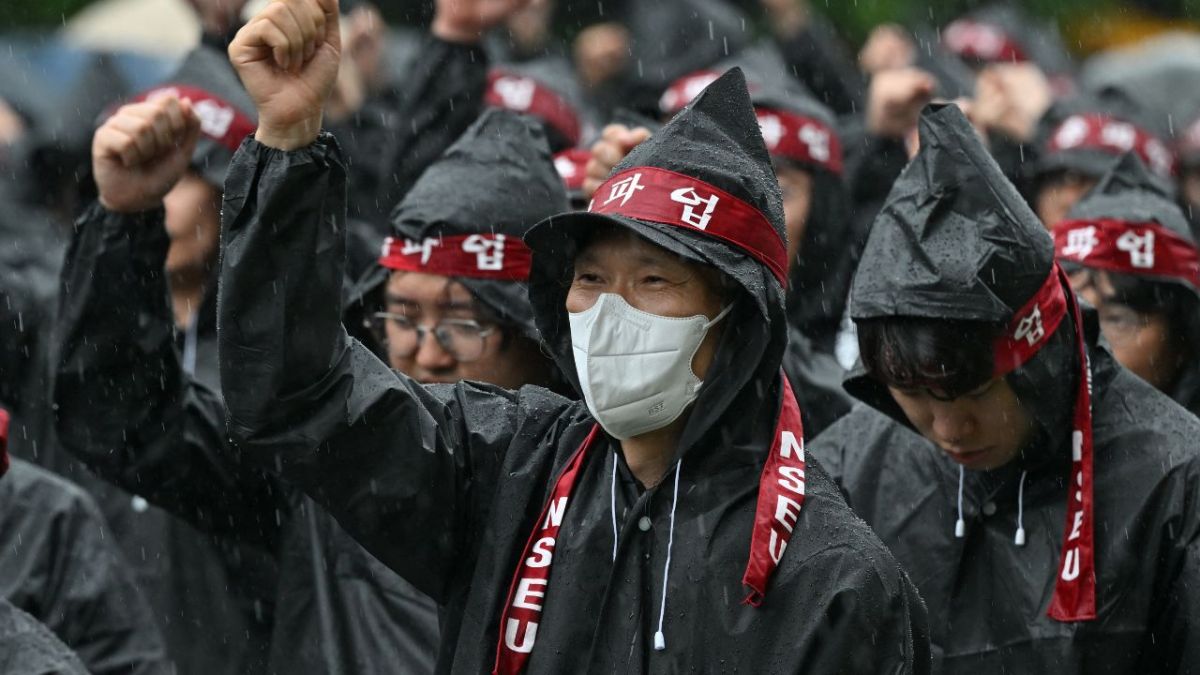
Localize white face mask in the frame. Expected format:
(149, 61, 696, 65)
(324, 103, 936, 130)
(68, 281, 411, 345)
(568, 293, 734, 440)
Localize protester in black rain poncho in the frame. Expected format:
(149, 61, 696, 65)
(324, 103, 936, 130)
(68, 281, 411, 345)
(1028, 98, 1176, 228)
(218, 2, 930, 671)
(1055, 153, 1200, 416)
(809, 105, 1200, 673)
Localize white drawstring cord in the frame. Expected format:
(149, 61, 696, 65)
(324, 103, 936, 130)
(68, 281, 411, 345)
(610, 451, 619, 562)
(955, 465, 966, 538)
(1014, 470, 1028, 546)
(654, 460, 683, 651)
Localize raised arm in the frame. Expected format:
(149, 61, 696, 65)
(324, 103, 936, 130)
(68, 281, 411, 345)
(220, 0, 558, 599)
(337, 0, 530, 223)
(53, 96, 290, 551)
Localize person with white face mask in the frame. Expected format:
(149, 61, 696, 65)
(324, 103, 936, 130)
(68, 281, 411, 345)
(216, 3, 930, 672)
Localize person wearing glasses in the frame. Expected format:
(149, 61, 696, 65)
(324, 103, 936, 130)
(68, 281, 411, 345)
(350, 109, 566, 392)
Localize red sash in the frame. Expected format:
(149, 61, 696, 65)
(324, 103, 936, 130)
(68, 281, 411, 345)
(992, 265, 1096, 622)
(493, 376, 805, 673)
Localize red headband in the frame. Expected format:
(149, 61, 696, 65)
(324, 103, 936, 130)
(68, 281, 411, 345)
(0, 407, 9, 479)
(1053, 218, 1200, 290)
(132, 85, 256, 153)
(659, 71, 724, 115)
(992, 267, 1068, 377)
(486, 71, 582, 148)
(1046, 114, 1176, 178)
(553, 149, 590, 192)
(379, 234, 532, 281)
(588, 167, 787, 286)
(755, 108, 843, 176)
(942, 19, 1027, 62)
(992, 265, 1096, 622)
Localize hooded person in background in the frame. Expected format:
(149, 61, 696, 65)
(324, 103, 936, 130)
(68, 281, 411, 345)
(656, 64, 854, 434)
(1027, 100, 1176, 228)
(0, 407, 169, 675)
(483, 60, 590, 154)
(1055, 153, 1200, 416)
(350, 108, 567, 391)
(809, 105, 1200, 673)
(217, 1, 930, 672)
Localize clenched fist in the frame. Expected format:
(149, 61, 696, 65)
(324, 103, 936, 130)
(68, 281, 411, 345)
(229, 0, 341, 150)
(866, 67, 936, 139)
(93, 95, 202, 213)
(432, 0, 532, 44)
(583, 124, 653, 198)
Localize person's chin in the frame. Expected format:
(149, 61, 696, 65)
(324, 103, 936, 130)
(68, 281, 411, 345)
(944, 446, 1000, 471)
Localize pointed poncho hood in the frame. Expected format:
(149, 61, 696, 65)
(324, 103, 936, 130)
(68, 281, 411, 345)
(1065, 152, 1191, 245)
(852, 104, 1054, 323)
(371, 108, 568, 339)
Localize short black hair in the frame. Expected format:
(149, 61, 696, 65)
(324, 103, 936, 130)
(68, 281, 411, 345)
(857, 316, 1008, 398)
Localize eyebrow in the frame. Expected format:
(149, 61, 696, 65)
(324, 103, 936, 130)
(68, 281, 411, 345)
(438, 300, 477, 312)
(575, 247, 679, 269)
(385, 293, 421, 305)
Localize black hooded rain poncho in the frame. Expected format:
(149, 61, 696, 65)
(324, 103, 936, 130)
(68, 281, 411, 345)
(218, 67, 930, 674)
(808, 105, 1200, 673)
(1, 410, 169, 675)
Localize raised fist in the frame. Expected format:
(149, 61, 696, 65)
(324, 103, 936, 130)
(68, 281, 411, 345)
(229, 0, 341, 150)
(433, 0, 532, 44)
(866, 67, 936, 139)
(583, 124, 652, 198)
(92, 95, 202, 213)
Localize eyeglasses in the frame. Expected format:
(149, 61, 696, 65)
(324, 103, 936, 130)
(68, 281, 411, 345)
(368, 312, 497, 363)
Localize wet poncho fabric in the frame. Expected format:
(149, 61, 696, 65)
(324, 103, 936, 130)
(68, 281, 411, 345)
(0, 598, 89, 675)
(0, 458, 171, 675)
(809, 105, 1200, 673)
(218, 68, 930, 674)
